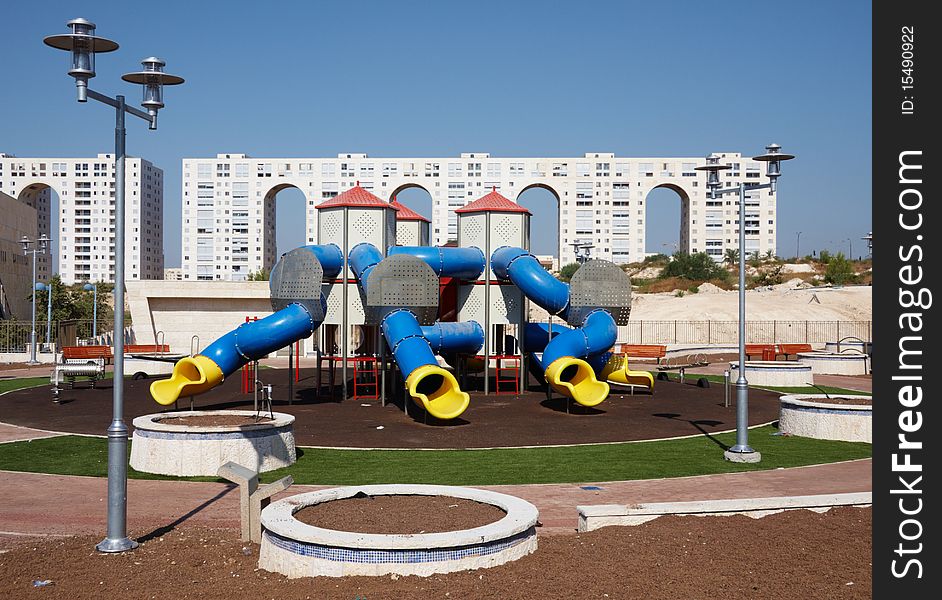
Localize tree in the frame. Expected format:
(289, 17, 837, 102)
(558, 263, 580, 282)
(247, 269, 270, 281)
(824, 252, 855, 285)
(764, 249, 775, 261)
(723, 248, 740, 267)
(659, 252, 728, 281)
(30, 276, 115, 325)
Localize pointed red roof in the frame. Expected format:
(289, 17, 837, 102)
(454, 189, 531, 215)
(316, 183, 399, 210)
(390, 199, 431, 222)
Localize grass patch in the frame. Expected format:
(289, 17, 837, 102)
(0, 426, 871, 486)
(0, 377, 49, 395)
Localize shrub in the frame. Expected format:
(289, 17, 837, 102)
(558, 262, 581, 282)
(824, 252, 855, 285)
(659, 252, 728, 282)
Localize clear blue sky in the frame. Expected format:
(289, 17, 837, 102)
(4, 0, 871, 266)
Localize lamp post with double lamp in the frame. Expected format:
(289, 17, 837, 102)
(20, 234, 50, 365)
(696, 144, 795, 463)
(44, 18, 184, 553)
(35, 282, 54, 346)
(83, 283, 98, 340)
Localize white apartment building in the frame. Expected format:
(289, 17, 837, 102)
(181, 152, 778, 281)
(0, 153, 164, 285)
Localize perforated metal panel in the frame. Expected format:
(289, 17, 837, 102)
(458, 214, 487, 281)
(269, 247, 324, 320)
(492, 214, 525, 248)
(364, 254, 439, 325)
(318, 208, 343, 244)
(322, 282, 366, 325)
(490, 285, 523, 324)
(396, 221, 418, 246)
(457, 284, 485, 324)
(567, 259, 633, 326)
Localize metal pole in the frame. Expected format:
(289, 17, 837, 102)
(726, 183, 759, 462)
(28, 248, 38, 364)
(341, 206, 348, 398)
(92, 285, 98, 339)
(46, 284, 52, 345)
(483, 212, 491, 395)
(796, 232, 801, 260)
(97, 95, 137, 553)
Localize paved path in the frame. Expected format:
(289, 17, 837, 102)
(0, 422, 62, 444)
(0, 458, 871, 548)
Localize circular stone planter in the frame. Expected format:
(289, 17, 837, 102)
(824, 340, 872, 355)
(729, 361, 813, 387)
(259, 484, 539, 578)
(796, 352, 870, 375)
(130, 410, 296, 476)
(779, 395, 872, 443)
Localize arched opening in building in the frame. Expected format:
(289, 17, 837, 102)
(643, 184, 692, 259)
(17, 182, 59, 280)
(262, 183, 309, 278)
(517, 184, 561, 270)
(390, 183, 433, 220)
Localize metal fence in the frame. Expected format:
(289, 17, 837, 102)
(0, 319, 120, 353)
(616, 320, 872, 345)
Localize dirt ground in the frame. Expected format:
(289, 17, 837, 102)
(294, 495, 507, 534)
(0, 507, 871, 599)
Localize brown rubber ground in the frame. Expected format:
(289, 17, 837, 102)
(0, 368, 782, 448)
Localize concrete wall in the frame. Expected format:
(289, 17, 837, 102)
(0, 191, 38, 319)
(126, 280, 306, 355)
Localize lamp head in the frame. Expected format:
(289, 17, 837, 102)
(83, 283, 96, 291)
(122, 57, 185, 130)
(752, 143, 795, 194)
(43, 18, 119, 102)
(694, 154, 731, 199)
(35, 282, 48, 292)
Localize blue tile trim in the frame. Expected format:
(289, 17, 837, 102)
(263, 527, 535, 563)
(781, 402, 871, 416)
(133, 425, 291, 440)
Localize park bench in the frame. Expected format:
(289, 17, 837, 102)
(777, 343, 813, 360)
(744, 344, 776, 361)
(61, 345, 113, 364)
(618, 344, 667, 364)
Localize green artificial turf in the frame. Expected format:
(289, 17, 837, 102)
(0, 376, 49, 394)
(0, 426, 871, 486)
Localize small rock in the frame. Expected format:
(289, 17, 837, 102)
(390, 573, 400, 580)
(241, 547, 253, 556)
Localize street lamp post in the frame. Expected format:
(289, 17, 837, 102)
(696, 144, 794, 463)
(35, 282, 53, 345)
(796, 231, 802, 260)
(45, 18, 184, 554)
(20, 234, 50, 365)
(83, 283, 98, 340)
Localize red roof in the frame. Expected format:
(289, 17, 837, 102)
(390, 199, 431, 222)
(454, 189, 531, 215)
(316, 184, 399, 210)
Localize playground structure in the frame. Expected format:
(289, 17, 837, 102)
(150, 185, 636, 419)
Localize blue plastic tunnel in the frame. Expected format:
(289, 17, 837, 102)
(490, 246, 570, 317)
(422, 321, 484, 354)
(387, 246, 486, 280)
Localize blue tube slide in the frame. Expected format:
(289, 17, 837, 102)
(490, 246, 569, 317)
(387, 246, 486, 280)
(349, 243, 470, 419)
(150, 245, 341, 406)
(422, 321, 484, 354)
(493, 246, 615, 406)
